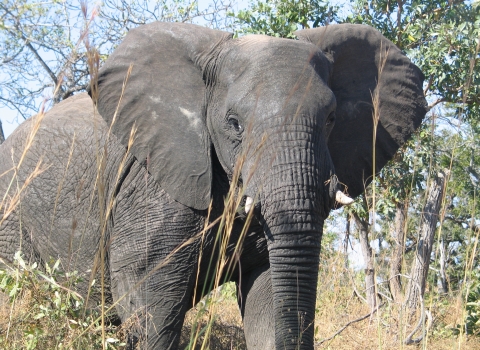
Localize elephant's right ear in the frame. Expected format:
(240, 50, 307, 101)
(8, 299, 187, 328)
(92, 22, 232, 210)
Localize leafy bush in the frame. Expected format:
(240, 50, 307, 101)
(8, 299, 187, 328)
(0, 252, 124, 349)
(462, 269, 480, 336)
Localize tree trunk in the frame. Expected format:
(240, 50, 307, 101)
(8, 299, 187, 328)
(0, 120, 4, 144)
(354, 214, 377, 311)
(438, 236, 449, 294)
(389, 200, 407, 301)
(405, 170, 449, 311)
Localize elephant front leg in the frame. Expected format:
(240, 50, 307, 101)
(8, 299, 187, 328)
(238, 263, 275, 350)
(110, 173, 205, 349)
(110, 234, 200, 349)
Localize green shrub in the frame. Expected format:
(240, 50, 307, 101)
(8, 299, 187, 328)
(0, 252, 124, 349)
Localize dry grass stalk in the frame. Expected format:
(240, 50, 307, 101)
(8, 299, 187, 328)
(2, 15, 479, 350)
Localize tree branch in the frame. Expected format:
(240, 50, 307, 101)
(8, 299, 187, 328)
(428, 97, 446, 110)
(1, 46, 25, 65)
(1, 4, 59, 87)
(0, 95, 29, 119)
(424, 75, 434, 95)
(60, 84, 88, 100)
(404, 297, 434, 345)
(25, 40, 58, 86)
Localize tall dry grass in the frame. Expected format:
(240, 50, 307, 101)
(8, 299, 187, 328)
(0, 6, 254, 349)
(1, 11, 479, 350)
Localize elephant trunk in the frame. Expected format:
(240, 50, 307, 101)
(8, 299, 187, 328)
(241, 111, 351, 348)
(257, 148, 340, 349)
(268, 230, 321, 349)
(261, 179, 324, 349)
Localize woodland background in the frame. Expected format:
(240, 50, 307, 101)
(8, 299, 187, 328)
(0, 0, 479, 348)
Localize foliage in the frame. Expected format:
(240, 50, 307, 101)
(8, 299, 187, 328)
(450, 269, 480, 337)
(347, 0, 480, 119)
(231, 0, 338, 38)
(345, 0, 479, 279)
(0, 252, 123, 349)
(464, 269, 480, 336)
(232, 0, 479, 340)
(1, 0, 480, 346)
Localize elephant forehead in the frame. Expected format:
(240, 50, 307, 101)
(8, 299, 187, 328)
(218, 38, 334, 118)
(218, 37, 332, 107)
(234, 35, 331, 78)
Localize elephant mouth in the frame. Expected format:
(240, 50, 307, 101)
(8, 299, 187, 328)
(238, 180, 352, 219)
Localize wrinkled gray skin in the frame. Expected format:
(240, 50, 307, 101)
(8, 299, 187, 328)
(0, 23, 427, 349)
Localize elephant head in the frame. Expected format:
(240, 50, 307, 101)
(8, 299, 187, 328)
(93, 22, 426, 349)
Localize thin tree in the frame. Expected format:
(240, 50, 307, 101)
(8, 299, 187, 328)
(405, 170, 449, 311)
(389, 199, 407, 301)
(352, 210, 377, 311)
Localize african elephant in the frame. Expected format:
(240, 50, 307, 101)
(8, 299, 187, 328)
(0, 22, 427, 349)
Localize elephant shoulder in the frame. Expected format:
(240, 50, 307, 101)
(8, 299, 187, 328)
(41, 93, 107, 135)
(0, 92, 125, 180)
(2, 93, 106, 148)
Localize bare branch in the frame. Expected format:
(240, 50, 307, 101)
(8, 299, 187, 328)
(25, 40, 59, 86)
(404, 301, 434, 345)
(428, 97, 446, 110)
(60, 84, 89, 100)
(1, 46, 25, 65)
(0, 95, 30, 119)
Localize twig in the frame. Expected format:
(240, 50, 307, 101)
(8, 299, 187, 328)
(0, 120, 4, 144)
(423, 74, 433, 95)
(316, 303, 385, 346)
(347, 268, 367, 304)
(428, 97, 446, 110)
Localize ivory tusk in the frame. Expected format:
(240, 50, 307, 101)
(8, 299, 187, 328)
(245, 196, 254, 214)
(335, 191, 354, 205)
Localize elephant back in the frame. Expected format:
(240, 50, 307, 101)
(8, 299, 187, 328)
(0, 93, 133, 284)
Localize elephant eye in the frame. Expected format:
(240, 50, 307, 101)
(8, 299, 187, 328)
(228, 116, 243, 133)
(326, 112, 336, 126)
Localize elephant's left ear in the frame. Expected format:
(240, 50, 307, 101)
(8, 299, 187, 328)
(295, 24, 428, 198)
(92, 22, 232, 210)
